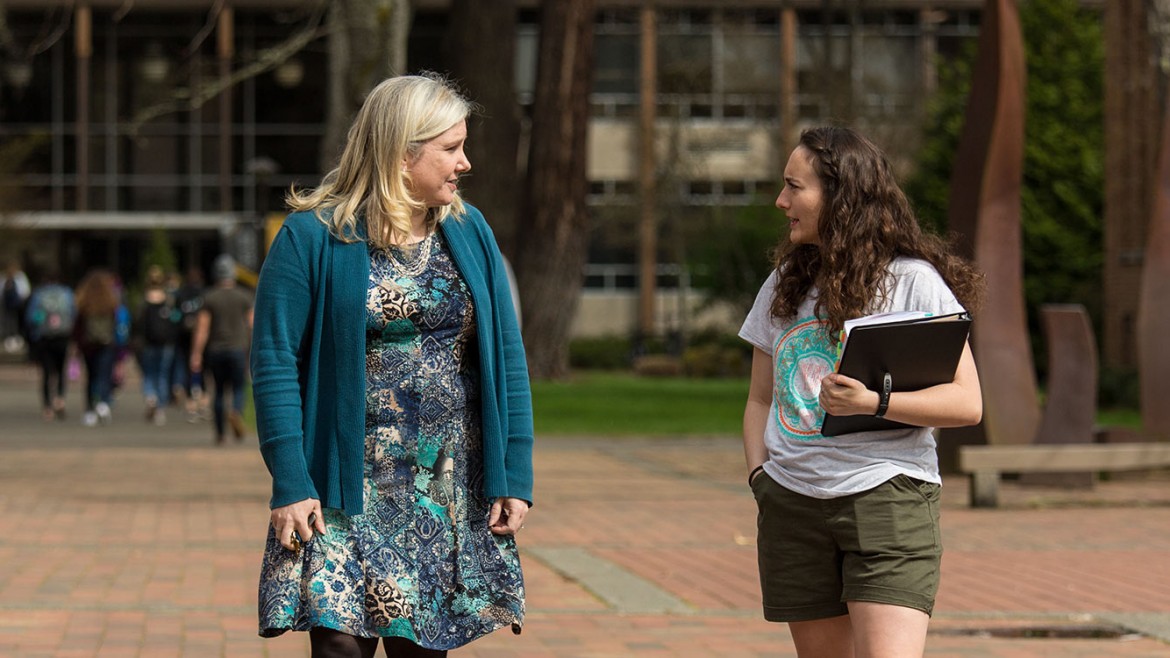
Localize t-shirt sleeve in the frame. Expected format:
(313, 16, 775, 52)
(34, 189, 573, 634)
(738, 271, 780, 352)
(891, 260, 964, 317)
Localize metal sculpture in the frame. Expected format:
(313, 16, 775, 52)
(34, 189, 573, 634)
(944, 0, 1039, 447)
(1138, 97, 1170, 441)
(1020, 305, 1097, 488)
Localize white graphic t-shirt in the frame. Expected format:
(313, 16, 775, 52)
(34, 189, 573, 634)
(739, 257, 965, 499)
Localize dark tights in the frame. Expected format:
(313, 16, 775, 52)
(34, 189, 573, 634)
(309, 628, 447, 658)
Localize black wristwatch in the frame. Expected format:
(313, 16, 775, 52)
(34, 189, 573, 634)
(875, 372, 892, 418)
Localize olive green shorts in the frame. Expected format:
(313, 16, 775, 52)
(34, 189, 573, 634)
(750, 472, 942, 622)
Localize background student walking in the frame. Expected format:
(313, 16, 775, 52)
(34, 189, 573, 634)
(134, 265, 181, 425)
(2, 260, 31, 354)
(189, 255, 253, 444)
(172, 266, 207, 422)
(73, 269, 130, 427)
(23, 269, 75, 421)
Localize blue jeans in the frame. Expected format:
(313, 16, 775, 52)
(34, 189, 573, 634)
(83, 345, 117, 411)
(206, 349, 246, 437)
(171, 341, 202, 396)
(140, 345, 175, 406)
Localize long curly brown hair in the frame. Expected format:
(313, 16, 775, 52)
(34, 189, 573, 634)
(770, 127, 985, 339)
(75, 269, 120, 317)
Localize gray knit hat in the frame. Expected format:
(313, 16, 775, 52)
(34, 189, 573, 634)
(212, 254, 236, 282)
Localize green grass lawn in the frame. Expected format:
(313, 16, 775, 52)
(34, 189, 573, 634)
(246, 373, 1143, 438)
(530, 372, 1145, 437)
(531, 372, 748, 436)
(1097, 407, 1142, 430)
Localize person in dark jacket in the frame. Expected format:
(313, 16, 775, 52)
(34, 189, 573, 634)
(134, 265, 180, 425)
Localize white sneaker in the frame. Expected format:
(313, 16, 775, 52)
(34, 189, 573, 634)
(82, 411, 98, 427)
(95, 402, 112, 424)
(153, 409, 167, 426)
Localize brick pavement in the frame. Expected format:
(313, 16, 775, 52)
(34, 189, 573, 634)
(0, 362, 1168, 657)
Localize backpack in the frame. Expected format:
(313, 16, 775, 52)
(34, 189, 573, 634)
(142, 299, 180, 345)
(83, 313, 116, 346)
(28, 286, 74, 340)
(176, 288, 204, 335)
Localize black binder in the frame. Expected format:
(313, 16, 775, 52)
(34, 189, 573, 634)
(819, 312, 972, 437)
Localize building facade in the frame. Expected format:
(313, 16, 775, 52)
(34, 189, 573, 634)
(0, 0, 986, 335)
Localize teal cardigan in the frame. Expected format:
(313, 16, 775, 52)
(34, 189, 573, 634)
(250, 205, 534, 515)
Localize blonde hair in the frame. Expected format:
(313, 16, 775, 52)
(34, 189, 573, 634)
(145, 265, 165, 288)
(287, 73, 473, 248)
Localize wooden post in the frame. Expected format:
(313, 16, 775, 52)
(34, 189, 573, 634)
(779, 7, 797, 157)
(1138, 88, 1170, 440)
(637, 3, 658, 340)
(75, 4, 91, 211)
(218, 7, 234, 211)
(1103, 0, 1158, 372)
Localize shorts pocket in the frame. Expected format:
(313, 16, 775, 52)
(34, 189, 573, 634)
(749, 467, 771, 501)
(893, 473, 941, 504)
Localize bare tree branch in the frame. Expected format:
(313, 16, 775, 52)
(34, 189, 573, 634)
(112, 0, 133, 22)
(124, 5, 328, 136)
(185, 0, 226, 57)
(1149, 0, 1170, 71)
(0, 2, 74, 58)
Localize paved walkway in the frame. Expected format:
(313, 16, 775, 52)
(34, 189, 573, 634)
(0, 361, 1168, 657)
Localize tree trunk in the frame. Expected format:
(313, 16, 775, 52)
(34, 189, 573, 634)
(514, 0, 597, 379)
(1102, 0, 1158, 371)
(444, 0, 522, 258)
(321, 0, 412, 170)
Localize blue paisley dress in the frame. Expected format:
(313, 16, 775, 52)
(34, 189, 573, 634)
(257, 232, 526, 650)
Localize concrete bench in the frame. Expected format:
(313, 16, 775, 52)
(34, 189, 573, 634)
(958, 443, 1170, 508)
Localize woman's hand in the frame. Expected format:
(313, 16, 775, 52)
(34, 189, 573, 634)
(270, 498, 325, 551)
(820, 343, 982, 427)
(489, 497, 529, 536)
(819, 373, 880, 417)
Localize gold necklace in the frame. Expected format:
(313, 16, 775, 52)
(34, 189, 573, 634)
(386, 233, 434, 277)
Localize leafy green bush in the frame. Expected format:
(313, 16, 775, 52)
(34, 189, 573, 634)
(684, 203, 781, 318)
(906, 0, 1104, 383)
(680, 330, 752, 378)
(568, 335, 632, 370)
(568, 331, 752, 377)
(1099, 366, 1139, 410)
(682, 344, 748, 378)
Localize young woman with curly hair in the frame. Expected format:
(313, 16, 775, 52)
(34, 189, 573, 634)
(740, 126, 985, 658)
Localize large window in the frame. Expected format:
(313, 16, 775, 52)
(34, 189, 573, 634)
(0, 7, 327, 214)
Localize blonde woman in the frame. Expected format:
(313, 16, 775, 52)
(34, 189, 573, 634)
(252, 74, 532, 657)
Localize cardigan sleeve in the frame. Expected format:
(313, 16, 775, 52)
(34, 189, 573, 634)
(476, 210, 536, 502)
(251, 215, 320, 509)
